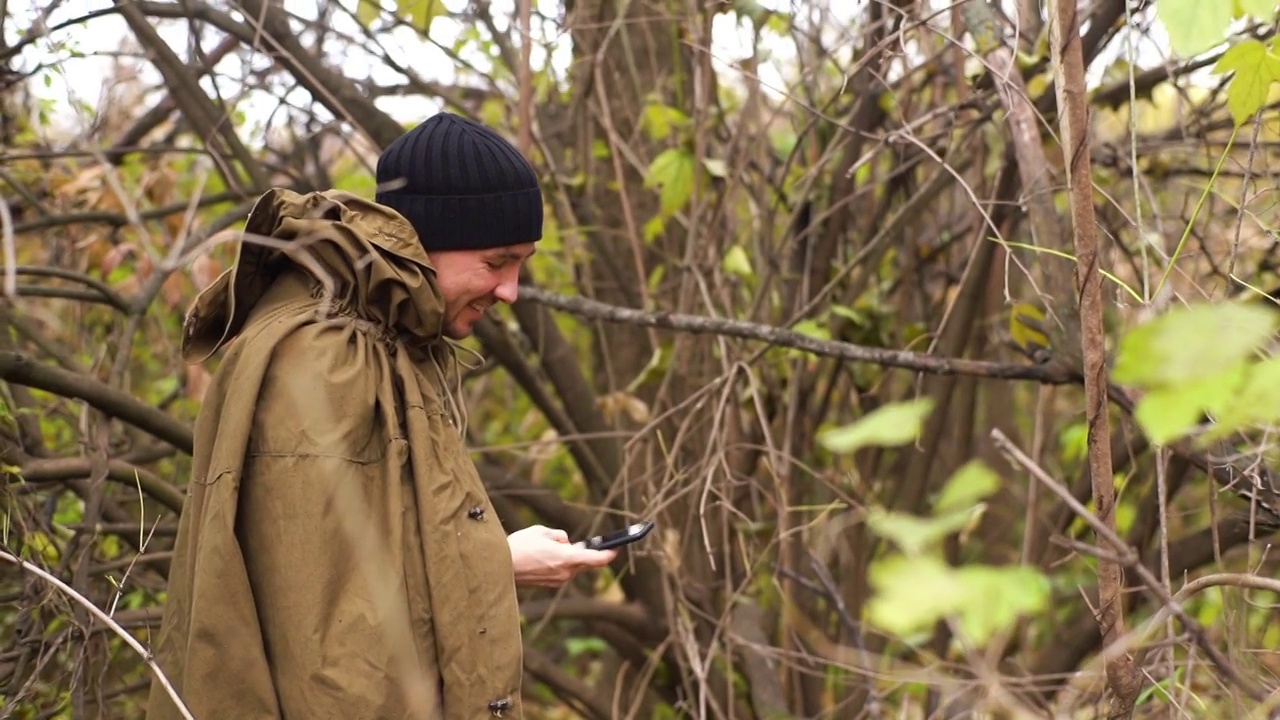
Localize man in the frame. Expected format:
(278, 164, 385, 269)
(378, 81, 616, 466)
(146, 112, 617, 720)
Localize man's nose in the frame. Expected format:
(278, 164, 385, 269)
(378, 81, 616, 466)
(493, 271, 519, 304)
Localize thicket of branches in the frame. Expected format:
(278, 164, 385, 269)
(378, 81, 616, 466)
(3, 0, 1280, 718)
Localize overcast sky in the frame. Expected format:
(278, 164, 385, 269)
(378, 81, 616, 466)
(4, 0, 1174, 145)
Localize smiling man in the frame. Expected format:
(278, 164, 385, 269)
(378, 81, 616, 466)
(375, 113, 543, 340)
(146, 113, 615, 720)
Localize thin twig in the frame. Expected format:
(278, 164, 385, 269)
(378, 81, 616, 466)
(0, 550, 195, 720)
(0, 191, 15, 298)
(990, 428, 1269, 703)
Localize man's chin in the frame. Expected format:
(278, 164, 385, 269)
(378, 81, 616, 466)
(443, 321, 474, 340)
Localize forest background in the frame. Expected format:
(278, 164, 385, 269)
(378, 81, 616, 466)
(3, 0, 1280, 718)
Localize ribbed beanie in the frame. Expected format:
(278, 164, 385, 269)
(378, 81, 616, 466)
(375, 112, 543, 251)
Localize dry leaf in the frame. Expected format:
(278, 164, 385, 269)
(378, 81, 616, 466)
(161, 272, 187, 309)
(100, 243, 135, 276)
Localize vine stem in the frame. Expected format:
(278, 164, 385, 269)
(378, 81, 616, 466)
(1047, 0, 1142, 715)
(0, 549, 195, 720)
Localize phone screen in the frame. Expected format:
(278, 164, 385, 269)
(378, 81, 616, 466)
(579, 521, 654, 551)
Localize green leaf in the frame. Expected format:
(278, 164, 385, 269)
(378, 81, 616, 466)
(722, 245, 754, 280)
(643, 216, 666, 243)
(866, 507, 975, 556)
(1156, 0, 1234, 57)
(645, 148, 696, 216)
(934, 460, 1000, 515)
(1239, 0, 1278, 20)
(101, 534, 122, 560)
(1059, 422, 1088, 463)
(819, 398, 935, 455)
(625, 343, 672, 392)
(1132, 365, 1246, 445)
(830, 305, 866, 325)
(1112, 303, 1277, 386)
(866, 556, 962, 636)
(1209, 355, 1280, 432)
(791, 319, 829, 341)
(565, 636, 608, 657)
(866, 557, 1051, 643)
(1212, 39, 1280, 126)
(951, 565, 1052, 643)
(397, 0, 444, 34)
(640, 102, 689, 142)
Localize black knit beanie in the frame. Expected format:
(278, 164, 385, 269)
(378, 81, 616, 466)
(375, 112, 543, 251)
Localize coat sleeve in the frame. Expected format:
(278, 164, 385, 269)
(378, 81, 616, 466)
(237, 326, 444, 719)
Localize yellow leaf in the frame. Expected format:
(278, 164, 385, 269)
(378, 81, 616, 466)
(356, 0, 382, 26)
(1010, 302, 1050, 355)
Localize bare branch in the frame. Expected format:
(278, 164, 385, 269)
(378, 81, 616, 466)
(518, 286, 1077, 384)
(991, 428, 1269, 704)
(0, 550, 195, 720)
(1048, 0, 1140, 713)
(17, 456, 184, 513)
(0, 352, 193, 454)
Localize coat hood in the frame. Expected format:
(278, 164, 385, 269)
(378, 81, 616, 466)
(182, 188, 445, 364)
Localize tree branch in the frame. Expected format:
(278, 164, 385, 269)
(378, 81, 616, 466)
(0, 352, 193, 454)
(522, 643, 615, 720)
(17, 456, 184, 513)
(12, 191, 243, 235)
(519, 597, 657, 642)
(477, 460, 593, 536)
(518, 286, 1078, 384)
(0, 550, 195, 720)
(1049, 0, 1139, 714)
(114, 0, 269, 195)
(226, 0, 407, 147)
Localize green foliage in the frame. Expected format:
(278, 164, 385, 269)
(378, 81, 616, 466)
(861, 454, 1050, 645)
(1158, 0, 1280, 125)
(1113, 303, 1275, 385)
(818, 398, 934, 455)
(721, 244, 754, 280)
(821, 400, 1051, 645)
(1113, 302, 1280, 444)
(645, 148, 697, 218)
(641, 101, 691, 143)
(1156, 0, 1235, 57)
(1212, 39, 1280, 126)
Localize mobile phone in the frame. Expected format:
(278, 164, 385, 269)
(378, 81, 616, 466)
(577, 521, 655, 551)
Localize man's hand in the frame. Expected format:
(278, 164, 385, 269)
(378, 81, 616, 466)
(508, 525, 617, 587)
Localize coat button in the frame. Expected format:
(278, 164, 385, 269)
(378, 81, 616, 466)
(467, 506, 485, 520)
(488, 697, 512, 716)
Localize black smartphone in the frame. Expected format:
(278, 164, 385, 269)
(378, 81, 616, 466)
(577, 521, 655, 551)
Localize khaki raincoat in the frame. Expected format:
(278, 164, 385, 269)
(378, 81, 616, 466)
(146, 188, 524, 720)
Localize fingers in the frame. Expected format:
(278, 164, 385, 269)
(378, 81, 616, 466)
(572, 548, 617, 567)
(526, 525, 570, 543)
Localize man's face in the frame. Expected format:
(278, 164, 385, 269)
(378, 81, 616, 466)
(425, 242, 537, 339)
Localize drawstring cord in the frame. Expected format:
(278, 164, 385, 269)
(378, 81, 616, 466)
(429, 338, 483, 439)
